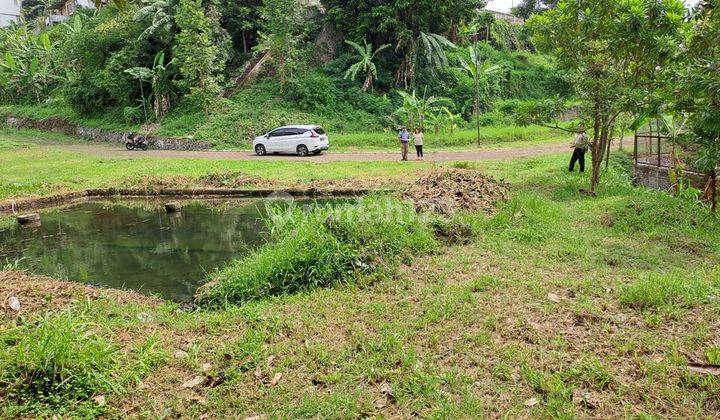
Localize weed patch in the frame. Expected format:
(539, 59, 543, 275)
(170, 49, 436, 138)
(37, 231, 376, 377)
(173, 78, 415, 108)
(197, 197, 438, 306)
(620, 273, 716, 310)
(0, 308, 166, 416)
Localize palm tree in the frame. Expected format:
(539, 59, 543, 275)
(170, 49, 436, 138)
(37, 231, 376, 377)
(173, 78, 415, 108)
(343, 40, 390, 92)
(458, 46, 502, 145)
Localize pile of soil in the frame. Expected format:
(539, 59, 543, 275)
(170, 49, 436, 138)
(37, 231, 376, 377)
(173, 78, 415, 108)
(402, 169, 510, 215)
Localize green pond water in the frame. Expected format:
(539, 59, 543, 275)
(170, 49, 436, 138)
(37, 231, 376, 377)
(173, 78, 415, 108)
(0, 198, 337, 302)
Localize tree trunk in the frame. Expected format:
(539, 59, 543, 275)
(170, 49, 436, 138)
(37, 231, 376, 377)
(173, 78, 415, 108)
(588, 100, 603, 193)
(363, 72, 372, 92)
(605, 125, 614, 170)
(711, 169, 717, 214)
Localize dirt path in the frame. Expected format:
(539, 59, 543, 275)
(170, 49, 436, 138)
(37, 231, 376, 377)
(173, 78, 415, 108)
(46, 140, 572, 162)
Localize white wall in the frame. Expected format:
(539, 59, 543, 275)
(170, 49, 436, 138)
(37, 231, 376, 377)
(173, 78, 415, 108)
(0, 0, 21, 27)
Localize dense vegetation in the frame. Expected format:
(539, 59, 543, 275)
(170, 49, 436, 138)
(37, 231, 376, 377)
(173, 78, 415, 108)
(0, 0, 571, 147)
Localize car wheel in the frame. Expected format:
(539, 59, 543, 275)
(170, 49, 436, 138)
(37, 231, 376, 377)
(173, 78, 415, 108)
(297, 145, 309, 157)
(255, 144, 266, 156)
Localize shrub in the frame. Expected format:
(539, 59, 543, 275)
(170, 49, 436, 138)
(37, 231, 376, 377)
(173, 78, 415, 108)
(477, 110, 509, 127)
(285, 71, 338, 113)
(123, 106, 143, 124)
(198, 197, 438, 306)
(620, 273, 716, 310)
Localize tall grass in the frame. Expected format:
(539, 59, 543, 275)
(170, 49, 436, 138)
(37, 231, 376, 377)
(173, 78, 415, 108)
(0, 310, 122, 406)
(198, 197, 439, 307)
(0, 308, 166, 414)
(331, 126, 566, 150)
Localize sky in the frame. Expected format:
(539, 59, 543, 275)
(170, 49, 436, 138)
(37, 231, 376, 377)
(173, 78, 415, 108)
(485, 0, 701, 13)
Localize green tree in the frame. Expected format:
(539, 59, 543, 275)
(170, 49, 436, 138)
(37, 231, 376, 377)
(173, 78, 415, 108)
(527, 0, 687, 194)
(673, 0, 720, 212)
(134, 0, 173, 42)
(394, 90, 448, 129)
(124, 51, 171, 121)
(254, 0, 304, 92)
(173, 0, 224, 116)
(343, 40, 391, 92)
(458, 45, 502, 145)
(0, 27, 59, 103)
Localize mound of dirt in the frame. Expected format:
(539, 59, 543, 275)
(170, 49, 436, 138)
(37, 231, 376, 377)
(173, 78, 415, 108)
(402, 169, 510, 215)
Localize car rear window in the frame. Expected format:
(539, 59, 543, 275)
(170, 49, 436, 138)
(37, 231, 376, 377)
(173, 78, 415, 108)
(313, 127, 326, 135)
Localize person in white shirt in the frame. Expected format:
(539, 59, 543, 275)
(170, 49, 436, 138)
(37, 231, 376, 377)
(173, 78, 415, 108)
(570, 125, 589, 172)
(413, 128, 424, 160)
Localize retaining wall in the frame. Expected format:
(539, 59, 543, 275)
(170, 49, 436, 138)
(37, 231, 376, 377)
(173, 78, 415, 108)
(5, 116, 211, 151)
(633, 163, 708, 191)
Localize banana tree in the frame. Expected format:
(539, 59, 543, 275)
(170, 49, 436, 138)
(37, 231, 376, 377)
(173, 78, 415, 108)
(123, 51, 170, 121)
(442, 106, 461, 137)
(394, 90, 448, 129)
(0, 28, 58, 103)
(343, 39, 391, 92)
(395, 31, 456, 89)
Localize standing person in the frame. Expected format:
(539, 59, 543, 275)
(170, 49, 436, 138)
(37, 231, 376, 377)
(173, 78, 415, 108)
(569, 125, 589, 173)
(398, 127, 410, 161)
(413, 128, 424, 160)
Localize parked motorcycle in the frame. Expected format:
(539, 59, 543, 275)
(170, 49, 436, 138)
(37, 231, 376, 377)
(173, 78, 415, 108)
(125, 132, 148, 151)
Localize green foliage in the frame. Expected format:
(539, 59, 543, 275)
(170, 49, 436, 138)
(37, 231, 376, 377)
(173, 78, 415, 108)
(0, 26, 61, 103)
(0, 309, 121, 407)
(198, 197, 439, 307)
(254, 0, 306, 91)
(123, 106, 143, 123)
(528, 0, 687, 191)
(620, 273, 716, 310)
(173, 0, 224, 115)
(344, 40, 391, 92)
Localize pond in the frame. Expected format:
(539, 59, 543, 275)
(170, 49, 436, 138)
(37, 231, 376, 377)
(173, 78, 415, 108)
(0, 198, 340, 302)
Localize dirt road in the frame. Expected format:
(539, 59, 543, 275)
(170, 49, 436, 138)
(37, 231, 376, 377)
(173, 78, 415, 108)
(48, 141, 572, 162)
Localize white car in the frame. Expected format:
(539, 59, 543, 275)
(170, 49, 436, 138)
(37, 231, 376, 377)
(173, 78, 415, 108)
(253, 125, 329, 156)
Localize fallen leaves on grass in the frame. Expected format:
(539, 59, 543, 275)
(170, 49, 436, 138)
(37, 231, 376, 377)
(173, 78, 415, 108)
(402, 168, 509, 215)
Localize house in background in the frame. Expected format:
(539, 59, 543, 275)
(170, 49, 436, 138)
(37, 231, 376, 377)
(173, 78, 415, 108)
(47, 0, 96, 24)
(0, 0, 22, 27)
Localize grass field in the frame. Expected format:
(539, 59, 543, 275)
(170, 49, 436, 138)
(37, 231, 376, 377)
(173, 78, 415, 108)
(0, 130, 427, 200)
(2, 102, 569, 151)
(1, 130, 719, 417)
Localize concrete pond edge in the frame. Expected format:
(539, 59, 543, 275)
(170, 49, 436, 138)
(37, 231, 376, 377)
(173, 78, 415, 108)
(0, 188, 384, 217)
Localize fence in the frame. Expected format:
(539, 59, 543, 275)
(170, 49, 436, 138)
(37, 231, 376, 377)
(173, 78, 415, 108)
(633, 132, 711, 191)
(633, 132, 700, 170)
